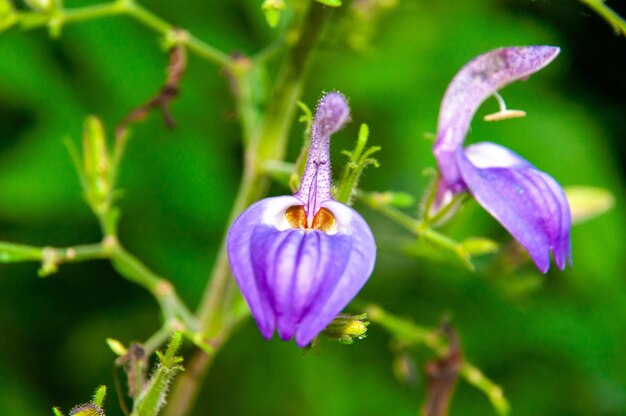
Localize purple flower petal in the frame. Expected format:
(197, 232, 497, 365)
(434, 46, 560, 190)
(458, 142, 572, 272)
(227, 197, 376, 347)
(227, 196, 302, 338)
(296, 200, 376, 346)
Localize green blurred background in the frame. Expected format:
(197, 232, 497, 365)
(1, 0, 625, 415)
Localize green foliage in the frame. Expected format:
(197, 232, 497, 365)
(315, 0, 341, 7)
(0, 1, 625, 416)
(565, 185, 615, 224)
(261, 0, 285, 28)
(131, 333, 184, 416)
(335, 123, 380, 205)
(321, 313, 369, 345)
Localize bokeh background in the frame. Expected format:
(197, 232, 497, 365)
(1, 0, 625, 415)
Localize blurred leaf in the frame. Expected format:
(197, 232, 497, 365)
(0, 0, 17, 32)
(261, 0, 285, 28)
(460, 237, 499, 256)
(565, 186, 615, 225)
(316, 0, 341, 7)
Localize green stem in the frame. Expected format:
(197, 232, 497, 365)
(165, 4, 334, 415)
(60, 3, 123, 23)
(197, 0, 332, 335)
(142, 322, 175, 356)
(21, 0, 234, 69)
(0, 241, 107, 265)
(365, 304, 510, 416)
(359, 192, 470, 265)
(109, 239, 197, 329)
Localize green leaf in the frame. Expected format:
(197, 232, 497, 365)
(131, 333, 184, 416)
(460, 237, 499, 256)
(335, 123, 380, 205)
(565, 186, 615, 225)
(261, 0, 285, 28)
(316, 0, 341, 7)
(0, 0, 17, 32)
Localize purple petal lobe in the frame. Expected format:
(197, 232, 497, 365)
(434, 46, 560, 189)
(295, 200, 376, 347)
(226, 196, 376, 347)
(458, 142, 572, 272)
(226, 196, 303, 339)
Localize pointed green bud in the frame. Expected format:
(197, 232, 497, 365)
(261, 0, 285, 28)
(106, 338, 128, 356)
(316, 0, 341, 6)
(39, 247, 60, 277)
(460, 237, 499, 256)
(82, 116, 112, 214)
(92, 386, 107, 408)
(52, 407, 65, 416)
(322, 313, 369, 345)
(565, 186, 614, 225)
(132, 333, 184, 416)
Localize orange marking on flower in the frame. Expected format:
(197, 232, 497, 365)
(285, 205, 336, 232)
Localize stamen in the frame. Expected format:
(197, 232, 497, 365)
(284, 205, 336, 233)
(483, 91, 526, 122)
(311, 208, 336, 233)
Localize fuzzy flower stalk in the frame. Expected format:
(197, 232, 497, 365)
(227, 92, 376, 347)
(433, 46, 572, 273)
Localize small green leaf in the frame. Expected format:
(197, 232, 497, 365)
(0, 0, 17, 32)
(316, 0, 341, 7)
(52, 407, 65, 416)
(132, 333, 184, 416)
(92, 386, 107, 408)
(322, 313, 369, 345)
(335, 123, 380, 205)
(460, 237, 499, 256)
(565, 186, 614, 225)
(106, 338, 128, 356)
(261, 0, 285, 28)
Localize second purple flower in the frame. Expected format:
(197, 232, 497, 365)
(433, 46, 572, 273)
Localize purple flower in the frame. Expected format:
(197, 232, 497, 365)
(433, 46, 572, 273)
(227, 92, 376, 347)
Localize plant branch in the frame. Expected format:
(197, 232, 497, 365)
(165, 3, 335, 415)
(17, 0, 234, 69)
(363, 304, 510, 416)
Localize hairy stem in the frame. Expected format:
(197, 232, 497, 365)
(21, 0, 234, 69)
(364, 304, 510, 416)
(165, 3, 334, 415)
